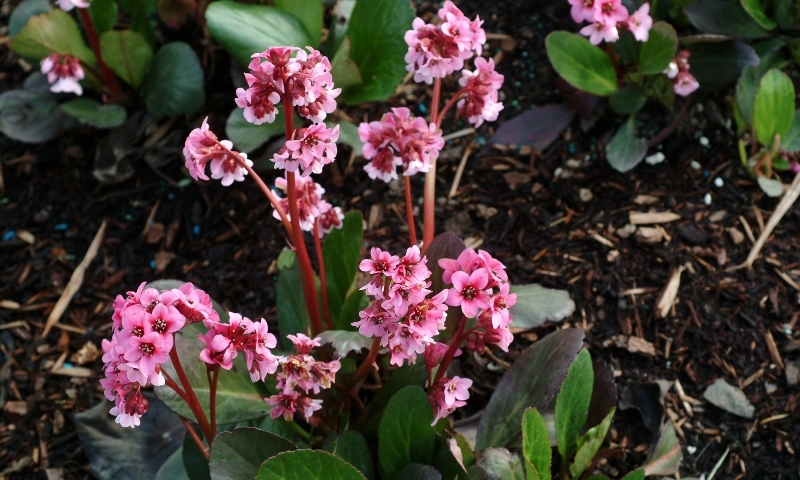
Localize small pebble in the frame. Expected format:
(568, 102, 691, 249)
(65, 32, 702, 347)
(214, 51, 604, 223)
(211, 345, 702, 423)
(150, 260, 157, 269)
(699, 136, 710, 147)
(568, 143, 576, 154)
(192, 225, 201, 235)
(690, 160, 701, 170)
(703, 193, 712, 205)
(714, 177, 724, 187)
(418, 104, 427, 113)
(476, 136, 486, 146)
(2, 231, 15, 242)
(553, 167, 563, 178)
(645, 152, 665, 165)
(782, 324, 793, 335)
(54, 223, 68, 231)
(579, 188, 593, 202)
(687, 446, 697, 455)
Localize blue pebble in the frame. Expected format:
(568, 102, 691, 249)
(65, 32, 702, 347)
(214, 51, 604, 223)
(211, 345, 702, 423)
(514, 81, 521, 87)
(193, 225, 201, 235)
(476, 136, 486, 145)
(63, 362, 74, 368)
(521, 51, 529, 58)
(2, 231, 15, 241)
(418, 104, 427, 113)
(150, 260, 157, 269)
(569, 144, 576, 154)
(54, 223, 68, 231)
(703, 170, 710, 177)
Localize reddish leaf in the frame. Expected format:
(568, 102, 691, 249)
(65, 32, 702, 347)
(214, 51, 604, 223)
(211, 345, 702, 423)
(490, 104, 575, 152)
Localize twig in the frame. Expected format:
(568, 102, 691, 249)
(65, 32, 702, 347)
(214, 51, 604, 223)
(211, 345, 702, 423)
(707, 447, 729, 480)
(448, 143, 475, 199)
(646, 100, 691, 148)
(42, 219, 107, 336)
(742, 173, 800, 268)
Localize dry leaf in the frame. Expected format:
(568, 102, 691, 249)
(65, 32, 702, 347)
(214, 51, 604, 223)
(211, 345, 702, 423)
(71, 341, 101, 365)
(603, 335, 656, 356)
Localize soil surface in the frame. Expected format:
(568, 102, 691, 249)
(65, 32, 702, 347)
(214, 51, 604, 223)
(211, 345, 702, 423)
(2, 0, 800, 479)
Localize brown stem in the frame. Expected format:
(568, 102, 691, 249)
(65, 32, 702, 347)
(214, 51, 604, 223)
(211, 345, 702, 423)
(180, 417, 209, 460)
(403, 176, 418, 246)
(169, 345, 213, 442)
(646, 99, 691, 148)
(349, 337, 381, 391)
(313, 219, 334, 331)
(433, 315, 467, 385)
(77, 8, 124, 101)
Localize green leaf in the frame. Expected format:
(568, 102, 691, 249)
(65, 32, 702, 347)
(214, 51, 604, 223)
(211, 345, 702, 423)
(0, 89, 62, 144)
(685, 0, 770, 39)
(569, 408, 615, 478)
(783, 110, 800, 152)
(545, 32, 617, 96)
(256, 450, 366, 480)
(337, 290, 368, 331)
(274, 0, 323, 46)
(89, 0, 118, 34)
(509, 284, 575, 329)
(476, 329, 586, 450)
(609, 86, 647, 115)
(641, 423, 682, 476)
(323, 210, 363, 326)
(10, 10, 95, 65)
(757, 176, 784, 197)
(555, 349, 594, 460)
(378, 386, 435, 479)
(614, 30, 640, 65)
(639, 21, 677, 74)
(100, 30, 153, 89)
(155, 323, 271, 424)
(317, 330, 372, 357)
(431, 434, 469, 480)
(522, 409, 551, 480)
(340, 0, 414, 103)
(606, 116, 648, 173)
(209, 427, 296, 480)
(394, 464, 442, 480)
(277, 249, 311, 349)
(126, 0, 156, 48)
(735, 64, 761, 127)
(479, 448, 525, 480)
(60, 98, 126, 128)
(225, 107, 287, 153)
(156, 447, 190, 480)
(740, 0, 777, 29)
(182, 432, 210, 480)
(143, 42, 204, 119)
(205, 2, 313, 67)
(687, 40, 759, 92)
(324, 431, 376, 480)
(754, 69, 795, 147)
(651, 74, 675, 110)
(330, 36, 364, 89)
(9, 0, 50, 38)
(620, 470, 645, 480)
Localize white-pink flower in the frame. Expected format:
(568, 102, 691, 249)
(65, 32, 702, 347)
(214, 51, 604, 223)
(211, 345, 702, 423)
(457, 57, 505, 127)
(271, 174, 331, 232)
(183, 117, 251, 187)
(40, 53, 84, 95)
(57, 0, 90, 11)
(446, 269, 491, 318)
(568, 0, 598, 23)
(594, 0, 629, 24)
(624, 3, 653, 42)
(443, 376, 473, 406)
(673, 71, 699, 96)
(580, 20, 620, 45)
(274, 123, 339, 176)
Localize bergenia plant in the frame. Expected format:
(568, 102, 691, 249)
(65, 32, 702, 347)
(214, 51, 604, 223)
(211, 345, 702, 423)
(545, 0, 699, 172)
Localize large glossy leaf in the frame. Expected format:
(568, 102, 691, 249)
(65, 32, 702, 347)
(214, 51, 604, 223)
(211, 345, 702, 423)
(205, 2, 313, 67)
(509, 283, 575, 329)
(476, 329, 585, 450)
(9, 9, 95, 64)
(783, 110, 800, 152)
(181, 431, 209, 480)
(142, 42, 204, 119)
(754, 69, 795, 146)
(274, 0, 323, 46)
(555, 349, 593, 460)
(685, 0, 770, 39)
(688, 40, 759, 91)
(735, 64, 761, 127)
(154, 323, 271, 424)
(277, 249, 311, 349)
(60, 98, 127, 129)
(479, 448, 525, 480)
(522, 408, 551, 480)
(330, 37, 364, 89)
(394, 464, 442, 480)
(323, 210, 363, 326)
(100, 30, 153, 89)
(156, 447, 190, 480)
(318, 330, 372, 357)
(545, 32, 618, 96)
(323, 431, 375, 480)
(257, 450, 366, 479)
(489, 104, 575, 151)
(639, 21, 677, 74)
(378, 386, 435, 479)
(606, 116, 647, 173)
(209, 427, 296, 480)
(740, 0, 777, 30)
(340, 0, 414, 103)
(569, 408, 614, 478)
(225, 107, 287, 153)
(641, 422, 682, 476)
(353, 362, 427, 441)
(0, 89, 62, 143)
(89, 0, 119, 34)
(9, 0, 49, 38)
(125, 0, 156, 48)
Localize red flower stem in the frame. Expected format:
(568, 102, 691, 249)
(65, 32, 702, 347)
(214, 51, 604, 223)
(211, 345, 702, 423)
(77, 8, 123, 100)
(207, 367, 219, 438)
(282, 99, 323, 336)
(180, 417, 209, 460)
(422, 79, 442, 252)
(433, 315, 467, 385)
(313, 219, 335, 331)
(168, 345, 213, 442)
(163, 371, 189, 403)
(646, 99, 692, 148)
(435, 87, 478, 129)
(403, 176, 418, 246)
(348, 337, 381, 391)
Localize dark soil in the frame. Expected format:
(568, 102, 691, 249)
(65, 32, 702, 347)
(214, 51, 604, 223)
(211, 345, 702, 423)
(2, 0, 800, 479)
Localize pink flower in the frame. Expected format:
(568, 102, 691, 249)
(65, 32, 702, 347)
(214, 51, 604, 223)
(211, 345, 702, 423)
(486, 283, 517, 329)
(429, 376, 470, 425)
(580, 20, 620, 45)
(406, 290, 448, 338)
(317, 206, 344, 237)
(353, 302, 397, 339)
(125, 332, 170, 376)
(147, 303, 185, 336)
(275, 123, 339, 176)
(244, 319, 279, 382)
(162, 282, 219, 325)
(446, 269, 491, 318)
(271, 174, 329, 232)
(360, 247, 399, 279)
(266, 390, 299, 421)
(287, 333, 321, 355)
(624, 3, 653, 42)
(183, 118, 251, 186)
(40, 54, 84, 95)
(57, 0, 90, 11)
(443, 376, 473, 406)
(209, 140, 253, 186)
(235, 87, 280, 125)
(457, 57, 504, 127)
(569, 0, 598, 23)
(594, 0, 629, 24)
(673, 71, 699, 96)
(423, 341, 461, 368)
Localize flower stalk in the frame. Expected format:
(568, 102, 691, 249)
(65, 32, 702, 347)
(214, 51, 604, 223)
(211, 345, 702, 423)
(76, 8, 124, 101)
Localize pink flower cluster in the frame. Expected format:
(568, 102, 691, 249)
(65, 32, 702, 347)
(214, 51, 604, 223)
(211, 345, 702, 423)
(235, 46, 340, 126)
(457, 57, 504, 127)
(101, 282, 217, 427)
(265, 334, 341, 422)
(198, 313, 280, 382)
(354, 246, 449, 366)
(664, 50, 699, 97)
(183, 117, 253, 186)
(271, 174, 344, 235)
(272, 123, 340, 177)
(429, 375, 473, 425)
(58, 0, 90, 10)
(569, 0, 653, 45)
(358, 107, 445, 182)
(40, 53, 84, 96)
(439, 248, 516, 351)
(405, 1, 486, 84)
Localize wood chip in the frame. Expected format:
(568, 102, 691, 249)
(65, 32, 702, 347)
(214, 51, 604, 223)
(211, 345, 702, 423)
(656, 266, 685, 318)
(0, 300, 20, 309)
(633, 194, 660, 205)
(629, 211, 681, 225)
(3, 400, 27, 416)
(590, 232, 615, 248)
(70, 341, 100, 365)
(50, 366, 94, 378)
(764, 329, 785, 370)
(743, 173, 800, 268)
(602, 335, 656, 356)
(635, 226, 663, 243)
(775, 269, 800, 292)
(16, 230, 35, 244)
(728, 227, 745, 245)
